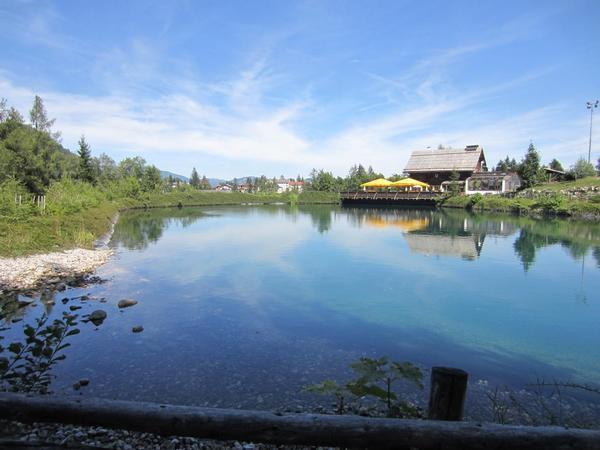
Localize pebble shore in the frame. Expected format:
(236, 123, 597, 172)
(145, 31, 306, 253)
(0, 420, 336, 450)
(0, 248, 113, 291)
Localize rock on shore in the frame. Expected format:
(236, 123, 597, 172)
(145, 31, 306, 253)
(0, 249, 113, 291)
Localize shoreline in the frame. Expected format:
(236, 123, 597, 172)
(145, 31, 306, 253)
(0, 248, 114, 293)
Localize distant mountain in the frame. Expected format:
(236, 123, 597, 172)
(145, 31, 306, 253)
(208, 178, 227, 187)
(160, 170, 188, 182)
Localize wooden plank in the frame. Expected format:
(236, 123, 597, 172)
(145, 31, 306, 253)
(1, 393, 599, 449)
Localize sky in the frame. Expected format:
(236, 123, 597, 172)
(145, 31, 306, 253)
(1, 0, 599, 179)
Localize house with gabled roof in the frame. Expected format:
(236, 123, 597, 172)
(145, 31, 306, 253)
(404, 145, 488, 185)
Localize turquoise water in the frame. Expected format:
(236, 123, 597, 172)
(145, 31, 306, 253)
(2, 205, 599, 410)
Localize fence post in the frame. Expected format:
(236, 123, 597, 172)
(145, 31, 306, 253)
(428, 367, 468, 421)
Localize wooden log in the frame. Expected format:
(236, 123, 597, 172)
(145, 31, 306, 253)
(1, 393, 599, 449)
(428, 366, 469, 420)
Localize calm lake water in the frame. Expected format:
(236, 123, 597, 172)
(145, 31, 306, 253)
(2, 205, 600, 416)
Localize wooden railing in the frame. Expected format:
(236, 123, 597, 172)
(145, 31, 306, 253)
(340, 191, 442, 202)
(1, 368, 599, 450)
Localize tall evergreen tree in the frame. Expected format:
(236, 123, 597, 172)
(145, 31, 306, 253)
(77, 135, 95, 183)
(189, 167, 200, 188)
(518, 142, 543, 188)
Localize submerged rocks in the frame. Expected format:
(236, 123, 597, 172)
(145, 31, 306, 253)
(132, 325, 144, 333)
(89, 309, 107, 326)
(118, 299, 138, 308)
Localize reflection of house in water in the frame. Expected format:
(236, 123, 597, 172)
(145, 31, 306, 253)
(404, 234, 484, 260)
(347, 207, 520, 260)
(405, 213, 518, 260)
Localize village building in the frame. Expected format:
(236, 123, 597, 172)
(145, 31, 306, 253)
(404, 145, 521, 194)
(464, 172, 521, 195)
(404, 145, 488, 186)
(215, 184, 233, 192)
(276, 179, 304, 193)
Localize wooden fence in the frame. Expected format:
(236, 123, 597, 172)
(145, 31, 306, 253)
(1, 367, 599, 449)
(13, 193, 46, 212)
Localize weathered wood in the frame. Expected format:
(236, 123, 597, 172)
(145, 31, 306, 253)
(428, 366, 469, 421)
(1, 393, 599, 449)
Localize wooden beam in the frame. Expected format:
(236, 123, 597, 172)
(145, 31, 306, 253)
(1, 393, 599, 449)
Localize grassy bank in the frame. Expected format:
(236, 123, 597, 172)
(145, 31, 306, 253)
(0, 181, 339, 257)
(440, 177, 600, 218)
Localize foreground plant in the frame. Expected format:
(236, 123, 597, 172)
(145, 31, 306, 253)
(0, 312, 79, 394)
(304, 356, 424, 418)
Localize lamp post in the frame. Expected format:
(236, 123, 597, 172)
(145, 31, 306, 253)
(587, 100, 599, 164)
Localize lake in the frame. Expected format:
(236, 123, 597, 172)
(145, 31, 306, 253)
(2, 205, 600, 419)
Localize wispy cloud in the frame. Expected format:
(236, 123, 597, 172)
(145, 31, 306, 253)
(0, 2, 595, 177)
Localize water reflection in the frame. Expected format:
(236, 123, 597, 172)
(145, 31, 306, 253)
(512, 219, 600, 271)
(111, 208, 208, 250)
(113, 206, 600, 272)
(339, 207, 600, 269)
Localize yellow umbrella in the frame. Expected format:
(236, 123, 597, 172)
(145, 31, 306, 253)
(360, 178, 393, 188)
(390, 177, 429, 188)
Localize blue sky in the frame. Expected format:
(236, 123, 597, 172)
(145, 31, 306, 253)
(1, 0, 599, 179)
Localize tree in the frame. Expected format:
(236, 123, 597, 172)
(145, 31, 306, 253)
(8, 107, 24, 124)
(119, 156, 147, 179)
(189, 167, 200, 188)
(95, 153, 118, 181)
(518, 142, 544, 188)
(448, 170, 461, 195)
(76, 135, 94, 183)
(0, 98, 8, 123)
(232, 178, 239, 191)
(549, 159, 564, 172)
(200, 175, 211, 190)
(496, 155, 519, 172)
(596, 157, 600, 174)
(310, 169, 337, 192)
(568, 158, 596, 180)
(29, 96, 60, 141)
(141, 165, 162, 191)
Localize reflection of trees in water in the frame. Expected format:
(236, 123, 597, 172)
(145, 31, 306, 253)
(1, 291, 57, 324)
(111, 208, 207, 250)
(297, 205, 339, 234)
(512, 219, 600, 272)
(339, 207, 600, 269)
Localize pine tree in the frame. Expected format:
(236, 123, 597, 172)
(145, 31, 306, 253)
(190, 167, 200, 188)
(518, 142, 543, 188)
(77, 135, 95, 183)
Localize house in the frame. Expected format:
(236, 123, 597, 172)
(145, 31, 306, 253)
(288, 181, 304, 192)
(276, 179, 304, 193)
(464, 172, 521, 195)
(404, 145, 488, 186)
(215, 184, 233, 192)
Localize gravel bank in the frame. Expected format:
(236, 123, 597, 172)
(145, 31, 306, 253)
(0, 248, 113, 291)
(0, 420, 335, 449)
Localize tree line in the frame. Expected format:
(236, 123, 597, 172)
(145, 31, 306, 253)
(494, 142, 598, 189)
(1, 97, 165, 196)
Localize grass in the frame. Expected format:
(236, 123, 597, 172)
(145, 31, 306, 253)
(0, 183, 340, 257)
(532, 176, 600, 192)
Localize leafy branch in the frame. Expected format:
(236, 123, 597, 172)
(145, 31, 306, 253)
(0, 312, 79, 394)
